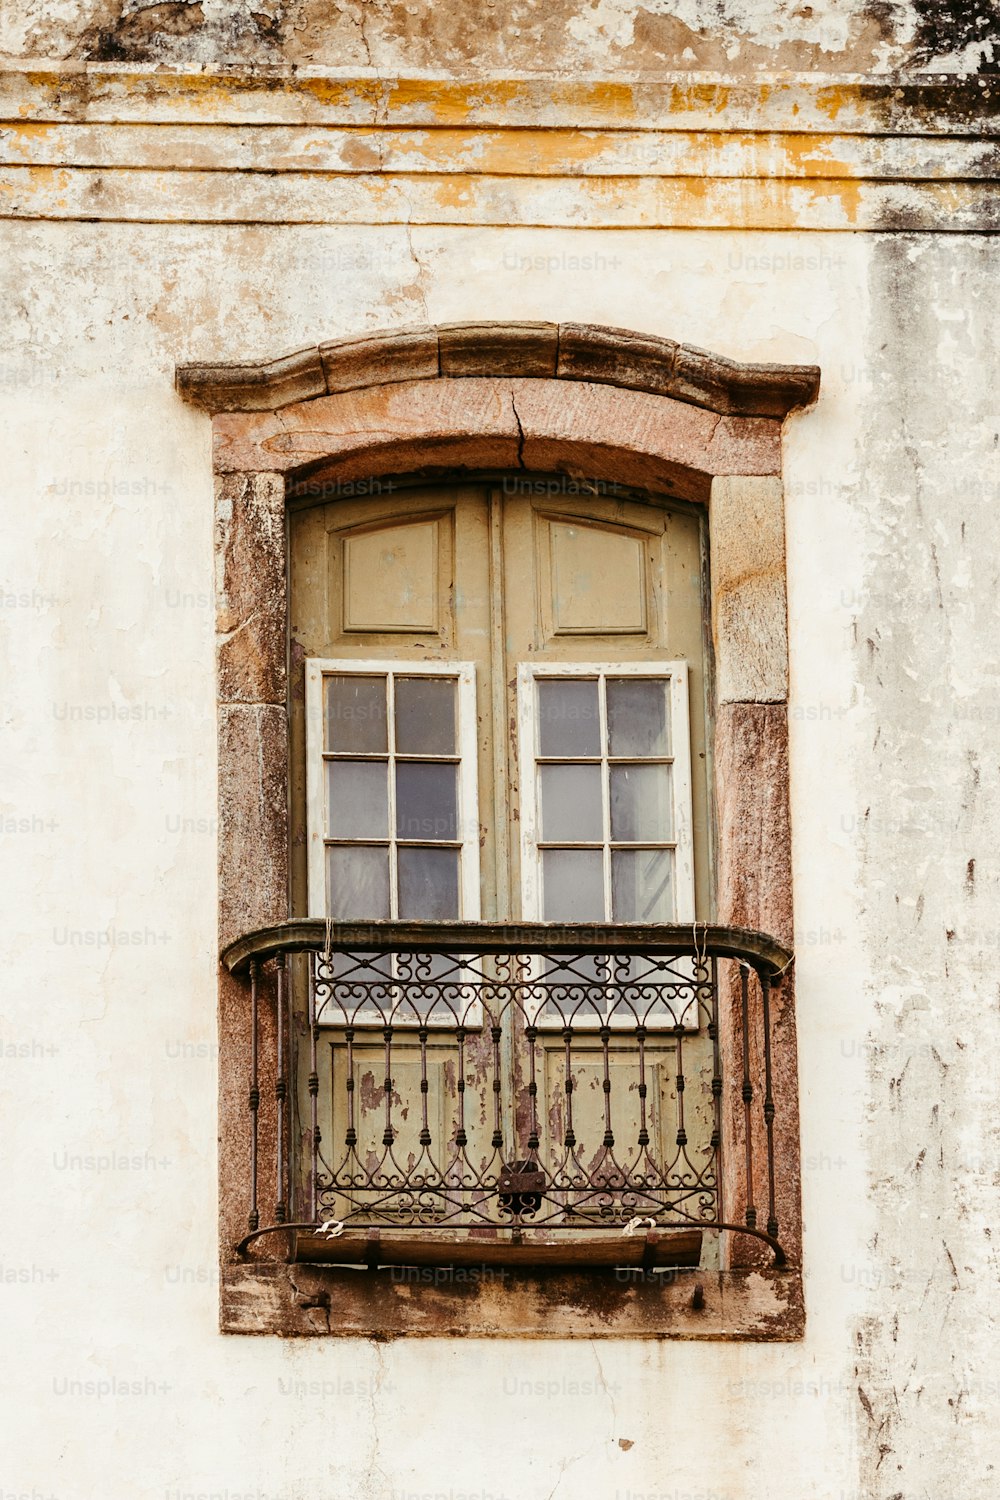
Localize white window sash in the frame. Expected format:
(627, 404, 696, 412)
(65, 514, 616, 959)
(516, 660, 696, 925)
(305, 658, 481, 922)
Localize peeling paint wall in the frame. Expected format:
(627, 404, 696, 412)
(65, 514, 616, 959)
(2, 0, 997, 74)
(846, 236, 1000, 1497)
(2, 9, 1000, 1499)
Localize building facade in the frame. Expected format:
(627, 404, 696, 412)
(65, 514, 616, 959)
(2, 3, 999, 1497)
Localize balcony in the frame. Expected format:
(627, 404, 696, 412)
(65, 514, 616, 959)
(221, 920, 793, 1272)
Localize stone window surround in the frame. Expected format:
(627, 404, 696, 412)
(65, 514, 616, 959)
(177, 320, 820, 1339)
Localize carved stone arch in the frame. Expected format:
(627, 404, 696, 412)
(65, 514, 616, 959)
(177, 322, 818, 1338)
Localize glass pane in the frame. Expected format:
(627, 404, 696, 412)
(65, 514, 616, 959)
(395, 762, 458, 842)
(540, 764, 602, 842)
(538, 678, 601, 757)
(607, 678, 670, 757)
(395, 677, 456, 756)
(325, 674, 387, 754)
(542, 849, 605, 921)
(327, 845, 390, 919)
(398, 846, 460, 919)
(326, 760, 388, 838)
(612, 848, 675, 922)
(610, 764, 673, 842)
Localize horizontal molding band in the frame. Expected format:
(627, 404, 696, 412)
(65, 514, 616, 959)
(2, 65, 999, 135)
(3, 165, 998, 229)
(2, 123, 998, 182)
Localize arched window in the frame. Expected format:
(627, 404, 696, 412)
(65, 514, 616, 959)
(180, 321, 818, 1338)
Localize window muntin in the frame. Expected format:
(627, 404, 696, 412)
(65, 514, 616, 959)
(517, 662, 695, 925)
(306, 660, 480, 922)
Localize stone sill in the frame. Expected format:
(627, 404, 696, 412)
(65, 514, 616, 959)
(220, 1261, 804, 1340)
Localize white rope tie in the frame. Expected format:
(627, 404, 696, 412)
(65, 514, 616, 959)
(692, 920, 708, 975)
(623, 1215, 657, 1237)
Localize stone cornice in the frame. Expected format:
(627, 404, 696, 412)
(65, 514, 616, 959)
(176, 322, 821, 419)
(5, 67, 997, 229)
(2, 63, 999, 134)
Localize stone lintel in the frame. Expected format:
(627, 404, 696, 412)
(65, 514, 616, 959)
(178, 322, 820, 421)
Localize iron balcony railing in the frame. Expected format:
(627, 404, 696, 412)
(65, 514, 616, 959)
(221, 920, 793, 1270)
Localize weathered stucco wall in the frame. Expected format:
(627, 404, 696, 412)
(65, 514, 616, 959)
(2, 0, 996, 75)
(2, 34, 999, 1500)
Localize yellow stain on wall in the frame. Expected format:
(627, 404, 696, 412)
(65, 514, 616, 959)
(0, 121, 58, 160)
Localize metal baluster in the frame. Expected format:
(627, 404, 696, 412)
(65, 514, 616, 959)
(274, 952, 287, 1224)
(307, 953, 319, 1222)
(418, 1026, 431, 1147)
(491, 1024, 503, 1150)
(709, 957, 722, 1213)
(455, 1027, 467, 1148)
(761, 973, 778, 1239)
(248, 959, 260, 1234)
(600, 1025, 614, 1148)
(344, 1029, 356, 1147)
(674, 1023, 687, 1148)
(526, 1024, 540, 1154)
(562, 1028, 576, 1149)
(636, 1024, 648, 1148)
(382, 1026, 395, 1147)
(740, 962, 756, 1230)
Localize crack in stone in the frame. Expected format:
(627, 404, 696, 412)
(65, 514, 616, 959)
(362, 1340, 393, 1500)
(401, 219, 432, 324)
(353, 0, 375, 72)
(510, 388, 526, 466)
(591, 1343, 619, 1433)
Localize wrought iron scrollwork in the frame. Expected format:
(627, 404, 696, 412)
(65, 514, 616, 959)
(223, 920, 792, 1267)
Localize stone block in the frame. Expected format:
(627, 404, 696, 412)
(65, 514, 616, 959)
(319, 326, 440, 393)
(672, 345, 819, 417)
(438, 321, 558, 377)
(217, 703, 289, 947)
(557, 322, 680, 396)
(214, 378, 522, 477)
(216, 472, 287, 703)
(710, 475, 788, 703)
(177, 346, 326, 413)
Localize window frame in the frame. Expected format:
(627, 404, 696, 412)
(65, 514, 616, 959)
(305, 658, 481, 923)
(191, 307, 813, 1338)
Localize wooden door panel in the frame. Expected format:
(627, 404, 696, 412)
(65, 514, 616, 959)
(340, 514, 450, 636)
(541, 515, 650, 637)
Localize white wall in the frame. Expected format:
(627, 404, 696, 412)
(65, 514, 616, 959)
(3, 221, 999, 1499)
